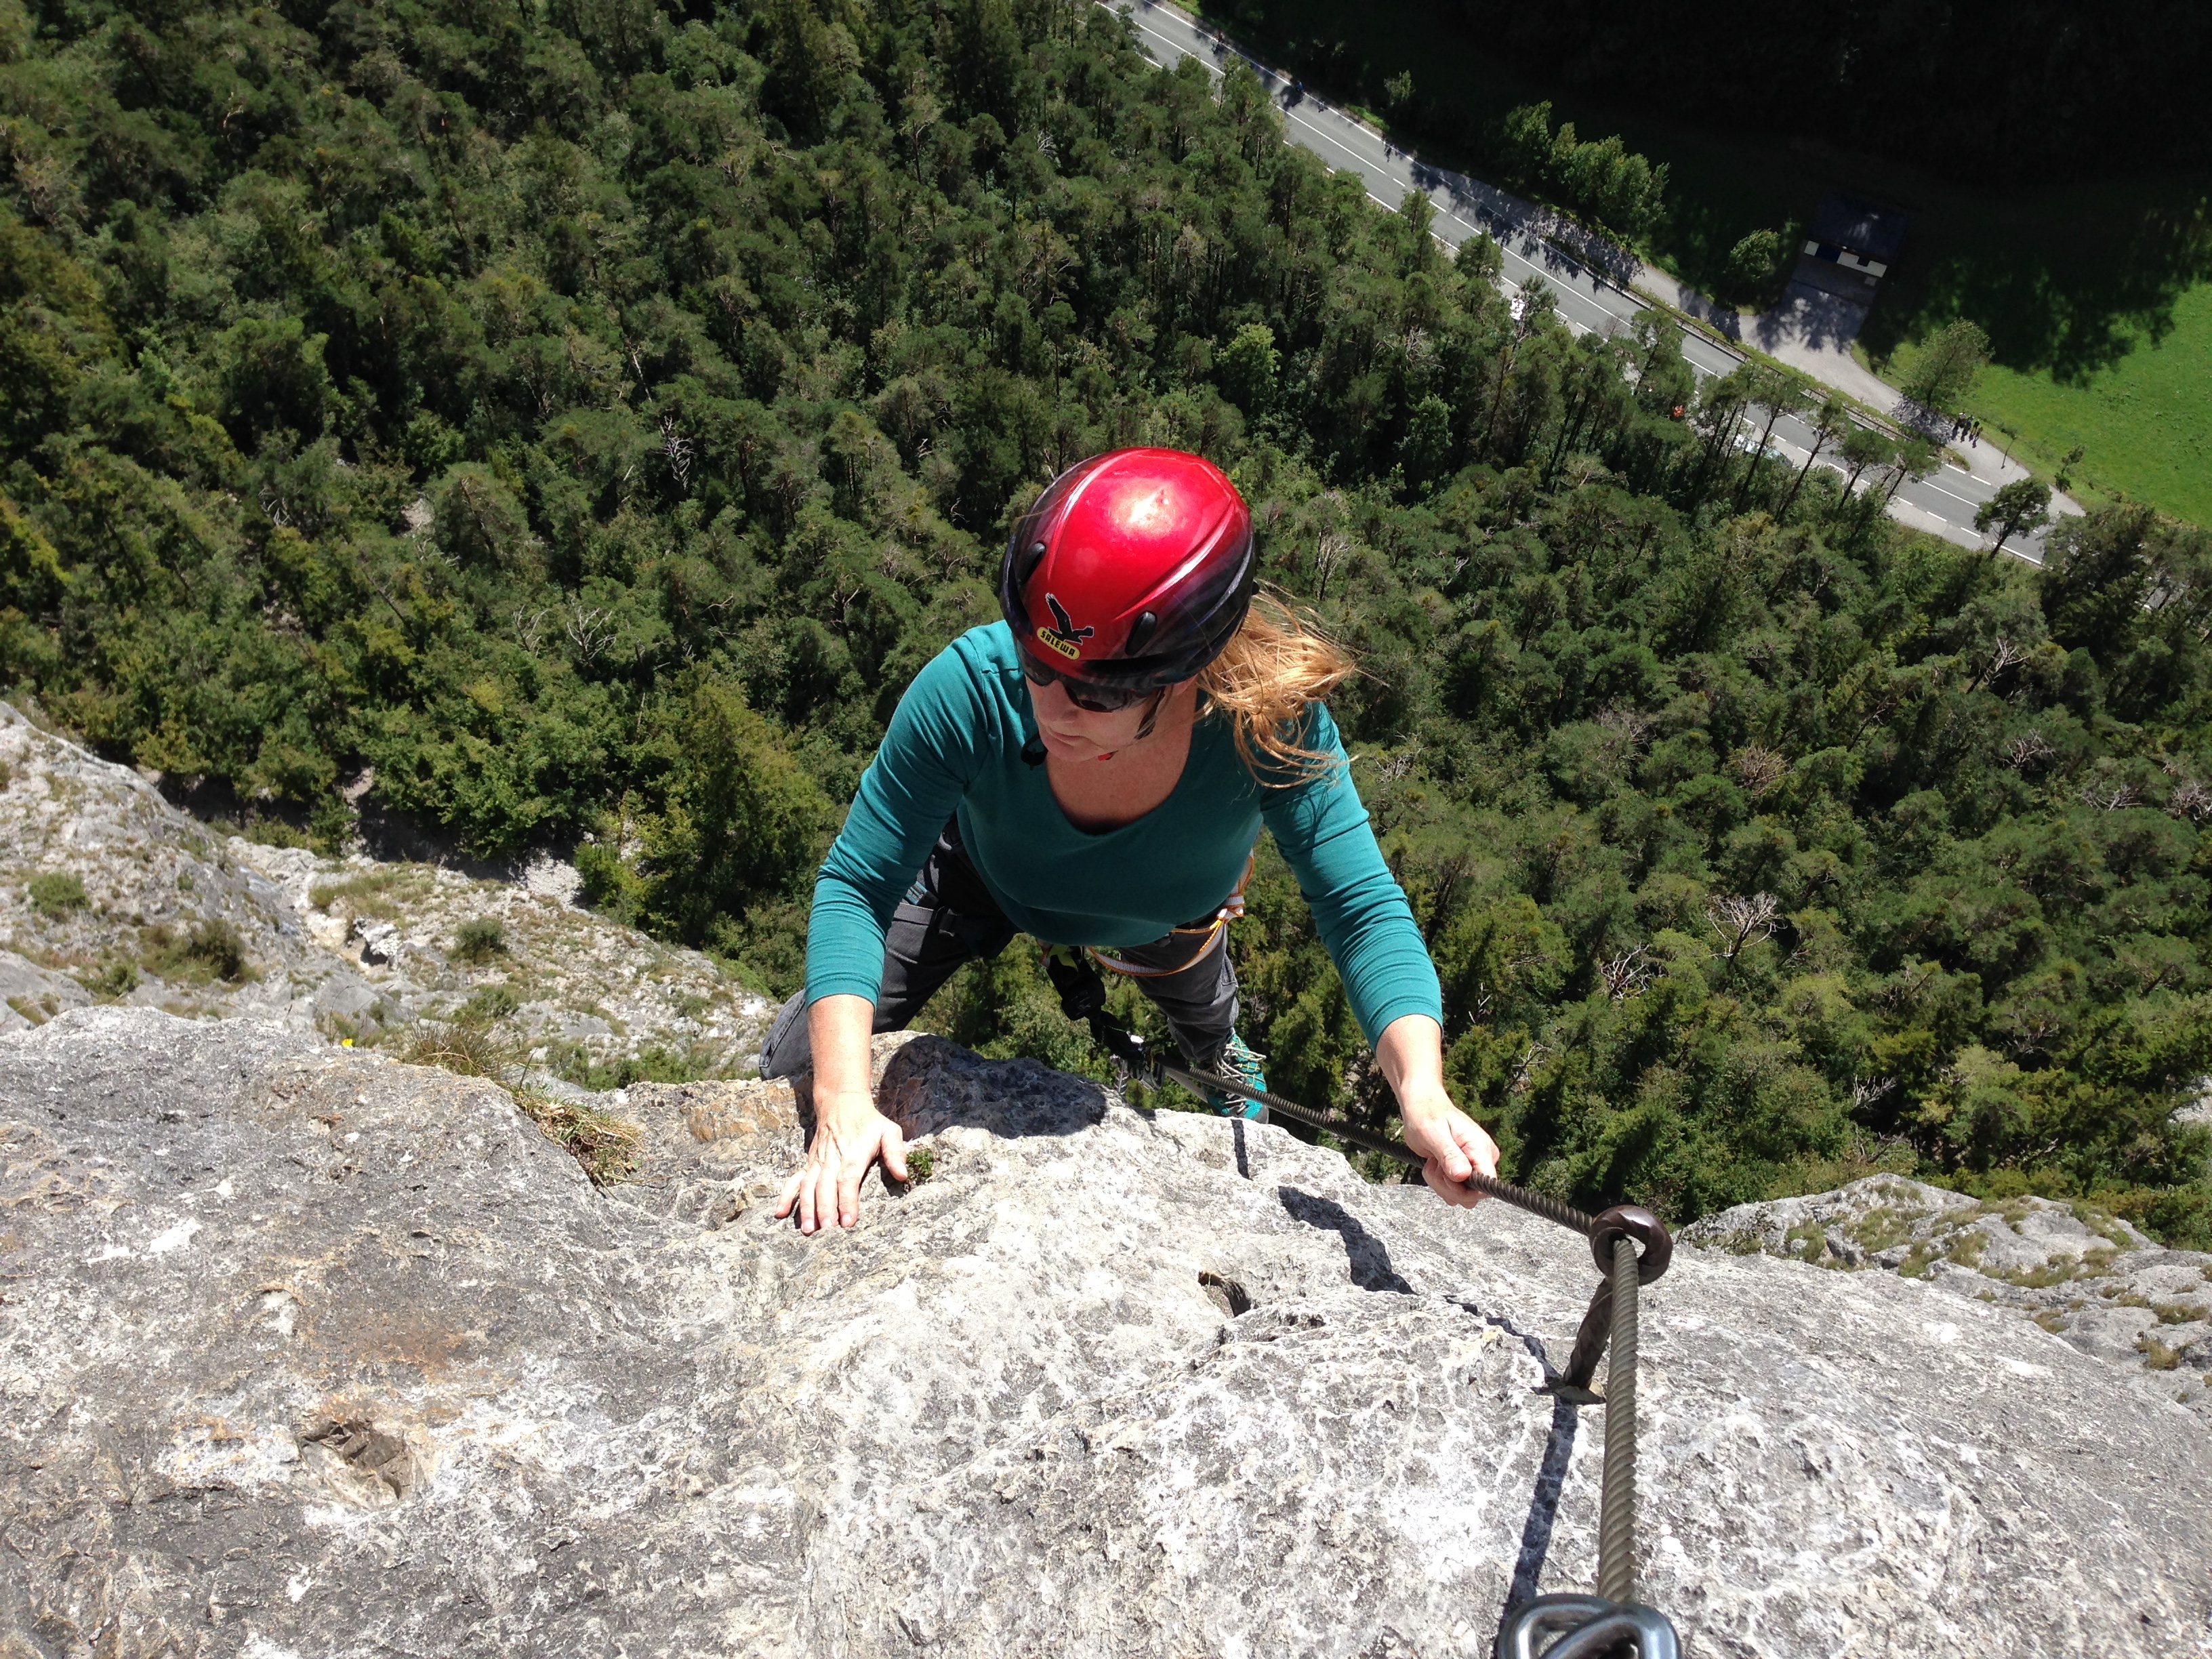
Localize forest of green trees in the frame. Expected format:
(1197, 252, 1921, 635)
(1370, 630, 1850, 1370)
(1441, 0, 2212, 183)
(4, 0, 2211, 1241)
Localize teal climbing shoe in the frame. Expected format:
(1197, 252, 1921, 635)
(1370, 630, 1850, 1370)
(1202, 1032, 1269, 1120)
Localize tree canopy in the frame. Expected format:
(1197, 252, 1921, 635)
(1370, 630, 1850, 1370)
(3, 0, 2209, 1240)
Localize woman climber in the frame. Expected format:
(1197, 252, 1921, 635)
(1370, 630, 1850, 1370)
(765, 446, 1500, 1233)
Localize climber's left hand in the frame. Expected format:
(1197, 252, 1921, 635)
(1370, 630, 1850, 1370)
(1376, 1012, 1499, 1210)
(1400, 1094, 1500, 1210)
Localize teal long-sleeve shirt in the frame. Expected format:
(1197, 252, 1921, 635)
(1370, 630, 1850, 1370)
(804, 622, 1441, 1044)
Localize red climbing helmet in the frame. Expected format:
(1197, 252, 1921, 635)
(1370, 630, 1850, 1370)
(1000, 448, 1256, 693)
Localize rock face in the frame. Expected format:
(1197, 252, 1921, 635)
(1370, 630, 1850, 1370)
(1686, 1176, 2212, 1420)
(5, 1010, 2210, 1657)
(0, 699, 769, 1078)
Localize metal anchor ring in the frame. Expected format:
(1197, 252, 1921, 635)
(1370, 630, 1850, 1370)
(1588, 1204, 1673, 1284)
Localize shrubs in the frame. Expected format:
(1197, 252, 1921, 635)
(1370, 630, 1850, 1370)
(1720, 228, 1792, 308)
(26, 872, 87, 916)
(79, 961, 139, 999)
(143, 919, 251, 983)
(450, 918, 508, 964)
(1492, 101, 1669, 240)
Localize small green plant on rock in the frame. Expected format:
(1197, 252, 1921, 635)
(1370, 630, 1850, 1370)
(550, 1041, 724, 1092)
(2135, 1332, 2183, 1370)
(2067, 1203, 2136, 1250)
(143, 919, 251, 983)
(1784, 1220, 1829, 1264)
(451, 918, 507, 964)
(403, 1017, 510, 1080)
(77, 960, 139, 999)
(1897, 1240, 1944, 1279)
(27, 872, 88, 916)
(464, 984, 519, 1020)
(1991, 1254, 2085, 1289)
(510, 1085, 640, 1185)
(1843, 1205, 1919, 1255)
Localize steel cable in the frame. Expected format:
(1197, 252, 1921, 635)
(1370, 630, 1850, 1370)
(1596, 1235, 1641, 1605)
(1151, 1053, 1599, 1233)
(1074, 1008, 1679, 1654)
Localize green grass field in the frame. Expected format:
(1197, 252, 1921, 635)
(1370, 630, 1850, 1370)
(1881, 285, 2212, 529)
(1189, 0, 2212, 528)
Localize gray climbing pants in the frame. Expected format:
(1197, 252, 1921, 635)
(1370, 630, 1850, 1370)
(758, 819, 1244, 1079)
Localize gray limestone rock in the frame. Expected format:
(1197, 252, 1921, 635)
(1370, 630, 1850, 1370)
(0, 947, 91, 1032)
(0, 698, 769, 1077)
(3, 1011, 2209, 1657)
(349, 916, 403, 964)
(1687, 1175, 2212, 1416)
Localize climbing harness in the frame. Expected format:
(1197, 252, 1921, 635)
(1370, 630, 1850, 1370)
(1051, 966, 1681, 1659)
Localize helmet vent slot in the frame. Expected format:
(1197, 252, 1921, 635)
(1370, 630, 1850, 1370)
(1126, 610, 1158, 655)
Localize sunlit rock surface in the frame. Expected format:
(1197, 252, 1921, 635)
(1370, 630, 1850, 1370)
(1688, 1175, 2212, 1417)
(3, 1010, 2208, 1656)
(0, 699, 769, 1076)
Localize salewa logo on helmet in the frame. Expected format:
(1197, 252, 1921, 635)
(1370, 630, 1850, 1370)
(1036, 593, 1094, 661)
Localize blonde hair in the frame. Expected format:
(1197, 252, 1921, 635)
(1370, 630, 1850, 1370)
(1196, 588, 1356, 779)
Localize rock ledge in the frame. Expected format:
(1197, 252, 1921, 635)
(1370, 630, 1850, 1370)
(3, 1009, 2209, 1657)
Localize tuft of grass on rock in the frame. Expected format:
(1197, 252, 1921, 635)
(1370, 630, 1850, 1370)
(310, 866, 432, 920)
(403, 1017, 511, 1080)
(2136, 1332, 2184, 1371)
(143, 918, 252, 983)
(77, 960, 139, 1000)
(450, 918, 508, 964)
(510, 1085, 640, 1186)
(464, 983, 519, 1020)
(27, 872, 89, 916)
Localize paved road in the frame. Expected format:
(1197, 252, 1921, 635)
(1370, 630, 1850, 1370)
(1115, 0, 2046, 561)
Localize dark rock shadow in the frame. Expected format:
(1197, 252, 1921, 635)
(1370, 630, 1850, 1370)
(1502, 1393, 1583, 1619)
(800, 1037, 1110, 1146)
(1437, 1296, 1585, 1626)
(1278, 1186, 1414, 1293)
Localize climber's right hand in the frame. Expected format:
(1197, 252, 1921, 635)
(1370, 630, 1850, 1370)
(774, 993, 904, 1233)
(776, 1086, 908, 1233)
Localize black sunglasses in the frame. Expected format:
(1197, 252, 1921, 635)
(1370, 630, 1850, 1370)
(1018, 652, 1153, 713)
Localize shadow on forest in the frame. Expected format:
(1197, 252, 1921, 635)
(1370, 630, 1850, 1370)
(1862, 188, 2212, 383)
(1184, 0, 2212, 388)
